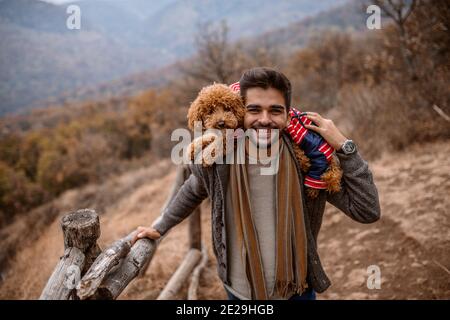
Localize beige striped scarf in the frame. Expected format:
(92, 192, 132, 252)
(229, 139, 308, 300)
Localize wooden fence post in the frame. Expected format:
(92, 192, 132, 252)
(39, 209, 100, 300)
(189, 209, 202, 251)
(157, 249, 202, 300)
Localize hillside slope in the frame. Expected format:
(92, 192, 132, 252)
(0, 140, 448, 299)
(0, 0, 347, 115)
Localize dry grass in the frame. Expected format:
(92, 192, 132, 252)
(336, 83, 450, 160)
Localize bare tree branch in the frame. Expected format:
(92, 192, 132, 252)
(179, 20, 244, 85)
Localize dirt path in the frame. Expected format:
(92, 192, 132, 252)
(317, 140, 450, 299)
(0, 141, 448, 299)
(318, 208, 449, 299)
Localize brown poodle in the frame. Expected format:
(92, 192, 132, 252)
(186, 83, 245, 166)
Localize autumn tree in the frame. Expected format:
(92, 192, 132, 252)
(373, 0, 418, 79)
(287, 31, 353, 112)
(0, 161, 47, 227)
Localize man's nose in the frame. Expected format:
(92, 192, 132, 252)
(259, 111, 271, 125)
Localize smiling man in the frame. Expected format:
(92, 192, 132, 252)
(132, 67, 381, 300)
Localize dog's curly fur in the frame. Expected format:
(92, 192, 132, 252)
(188, 83, 245, 131)
(186, 83, 342, 198)
(186, 83, 245, 166)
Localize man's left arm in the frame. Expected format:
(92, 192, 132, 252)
(326, 151, 381, 223)
(303, 112, 381, 223)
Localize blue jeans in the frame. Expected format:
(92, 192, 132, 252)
(224, 286, 316, 300)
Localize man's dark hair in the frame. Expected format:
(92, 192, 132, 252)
(239, 67, 292, 110)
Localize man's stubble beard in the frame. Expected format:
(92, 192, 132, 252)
(247, 127, 282, 158)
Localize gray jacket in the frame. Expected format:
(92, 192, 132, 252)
(153, 133, 381, 293)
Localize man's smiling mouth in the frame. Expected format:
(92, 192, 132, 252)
(249, 128, 280, 146)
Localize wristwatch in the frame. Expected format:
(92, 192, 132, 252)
(338, 139, 357, 155)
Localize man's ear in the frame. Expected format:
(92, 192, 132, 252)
(286, 111, 291, 126)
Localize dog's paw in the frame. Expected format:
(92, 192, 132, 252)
(187, 132, 223, 166)
(321, 156, 343, 194)
(201, 136, 224, 166)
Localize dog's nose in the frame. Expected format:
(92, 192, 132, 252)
(217, 120, 225, 128)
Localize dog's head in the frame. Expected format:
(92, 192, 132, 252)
(187, 83, 245, 131)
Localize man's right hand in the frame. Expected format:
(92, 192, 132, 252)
(131, 226, 161, 245)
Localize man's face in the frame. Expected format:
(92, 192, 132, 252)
(243, 87, 290, 148)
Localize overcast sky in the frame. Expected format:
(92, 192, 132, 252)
(40, 0, 80, 4)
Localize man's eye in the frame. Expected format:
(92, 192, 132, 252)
(272, 109, 283, 114)
(248, 108, 259, 113)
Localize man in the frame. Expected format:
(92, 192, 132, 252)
(132, 67, 381, 300)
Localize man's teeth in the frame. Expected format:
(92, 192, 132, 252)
(257, 130, 271, 136)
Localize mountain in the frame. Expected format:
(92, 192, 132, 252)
(250, 0, 369, 52)
(0, 0, 166, 115)
(141, 0, 348, 55)
(0, 0, 348, 115)
(39, 0, 368, 109)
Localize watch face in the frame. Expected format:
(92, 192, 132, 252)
(343, 141, 356, 154)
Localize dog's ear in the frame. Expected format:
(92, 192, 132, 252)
(187, 101, 203, 130)
(234, 99, 246, 127)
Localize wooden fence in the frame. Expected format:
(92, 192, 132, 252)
(39, 165, 207, 300)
